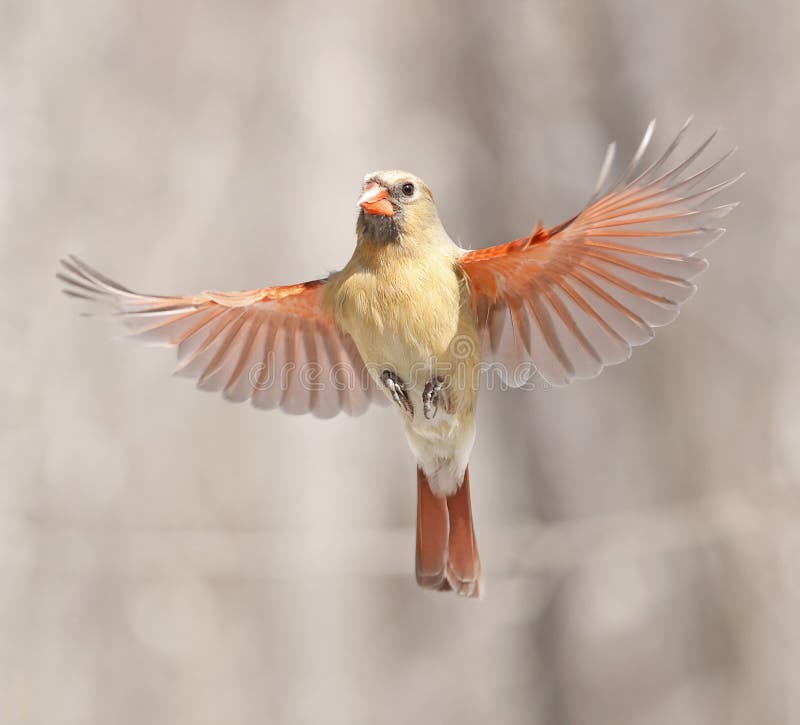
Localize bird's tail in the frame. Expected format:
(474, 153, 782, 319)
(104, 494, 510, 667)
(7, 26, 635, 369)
(415, 465, 481, 598)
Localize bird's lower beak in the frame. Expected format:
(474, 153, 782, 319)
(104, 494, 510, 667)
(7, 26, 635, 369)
(359, 182, 394, 217)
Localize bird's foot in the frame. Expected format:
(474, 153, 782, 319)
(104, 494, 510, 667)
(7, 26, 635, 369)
(382, 370, 413, 415)
(422, 375, 447, 420)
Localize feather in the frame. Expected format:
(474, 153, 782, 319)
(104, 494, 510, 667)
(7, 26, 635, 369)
(59, 257, 378, 417)
(460, 122, 740, 386)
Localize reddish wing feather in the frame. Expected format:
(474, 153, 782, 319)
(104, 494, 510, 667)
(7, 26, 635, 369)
(58, 257, 386, 417)
(459, 120, 741, 387)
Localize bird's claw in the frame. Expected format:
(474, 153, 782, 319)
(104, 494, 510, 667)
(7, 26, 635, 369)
(423, 376, 446, 420)
(382, 370, 413, 416)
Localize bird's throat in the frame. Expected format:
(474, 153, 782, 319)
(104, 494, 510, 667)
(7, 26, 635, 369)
(357, 210, 402, 246)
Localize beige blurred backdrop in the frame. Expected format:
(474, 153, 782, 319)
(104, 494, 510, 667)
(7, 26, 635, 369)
(1, 1, 798, 724)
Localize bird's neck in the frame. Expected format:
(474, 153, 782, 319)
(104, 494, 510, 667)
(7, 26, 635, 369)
(355, 217, 451, 263)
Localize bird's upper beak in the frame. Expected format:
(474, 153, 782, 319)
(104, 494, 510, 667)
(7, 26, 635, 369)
(358, 182, 394, 217)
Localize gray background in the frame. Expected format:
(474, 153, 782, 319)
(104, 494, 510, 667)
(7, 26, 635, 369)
(1, 1, 797, 723)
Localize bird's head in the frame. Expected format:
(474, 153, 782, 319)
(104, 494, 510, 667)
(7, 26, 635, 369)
(356, 170, 442, 245)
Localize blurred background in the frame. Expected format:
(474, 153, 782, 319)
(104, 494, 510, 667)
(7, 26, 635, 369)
(1, 1, 797, 723)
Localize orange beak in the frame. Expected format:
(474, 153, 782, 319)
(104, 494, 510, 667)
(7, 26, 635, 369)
(359, 182, 394, 217)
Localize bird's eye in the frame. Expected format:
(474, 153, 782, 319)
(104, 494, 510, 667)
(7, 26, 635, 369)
(401, 182, 415, 197)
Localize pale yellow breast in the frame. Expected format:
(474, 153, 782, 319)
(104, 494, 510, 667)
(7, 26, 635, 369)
(324, 237, 482, 428)
(331, 252, 462, 377)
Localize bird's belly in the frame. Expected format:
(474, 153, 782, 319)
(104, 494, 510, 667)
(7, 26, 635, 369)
(332, 258, 480, 425)
(357, 319, 449, 380)
(352, 308, 460, 383)
(341, 282, 458, 376)
(355, 317, 481, 431)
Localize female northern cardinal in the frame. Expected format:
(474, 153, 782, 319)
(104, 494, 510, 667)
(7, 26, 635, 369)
(59, 120, 739, 597)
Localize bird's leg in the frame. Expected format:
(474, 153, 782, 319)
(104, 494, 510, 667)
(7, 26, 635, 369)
(382, 370, 413, 416)
(422, 375, 447, 420)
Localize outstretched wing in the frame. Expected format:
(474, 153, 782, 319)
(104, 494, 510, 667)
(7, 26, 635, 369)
(458, 119, 741, 387)
(58, 257, 387, 417)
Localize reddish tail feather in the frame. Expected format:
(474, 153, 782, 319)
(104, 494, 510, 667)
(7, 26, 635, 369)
(415, 466, 481, 598)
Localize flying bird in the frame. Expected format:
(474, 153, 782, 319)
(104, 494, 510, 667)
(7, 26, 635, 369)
(58, 120, 740, 598)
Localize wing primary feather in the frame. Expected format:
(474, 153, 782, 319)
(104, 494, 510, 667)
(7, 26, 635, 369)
(196, 311, 250, 386)
(277, 315, 296, 411)
(124, 307, 206, 341)
(589, 150, 739, 222)
(169, 306, 227, 345)
(540, 283, 603, 366)
(526, 291, 575, 380)
(67, 256, 164, 299)
(61, 288, 97, 302)
(591, 125, 717, 218)
(611, 119, 656, 192)
(636, 130, 720, 193)
(251, 322, 284, 410)
(584, 226, 719, 239)
(318, 326, 347, 412)
(174, 309, 246, 374)
(586, 120, 653, 208)
(223, 314, 261, 398)
(583, 239, 694, 261)
(591, 169, 742, 225)
(586, 203, 737, 232)
(301, 321, 319, 414)
(112, 303, 198, 317)
(587, 141, 617, 205)
(281, 315, 314, 415)
(60, 259, 108, 292)
(569, 269, 652, 332)
(550, 275, 631, 351)
(625, 116, 693, 191)
(57, 271, 109, 298)
(581, 249, 694, 287)
(506, 295, 532, 358)
(306, 322, 341, 418)
(578, 261, 677, 307)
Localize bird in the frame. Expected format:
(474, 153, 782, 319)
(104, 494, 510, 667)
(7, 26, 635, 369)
(58, 119, 740, 598)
